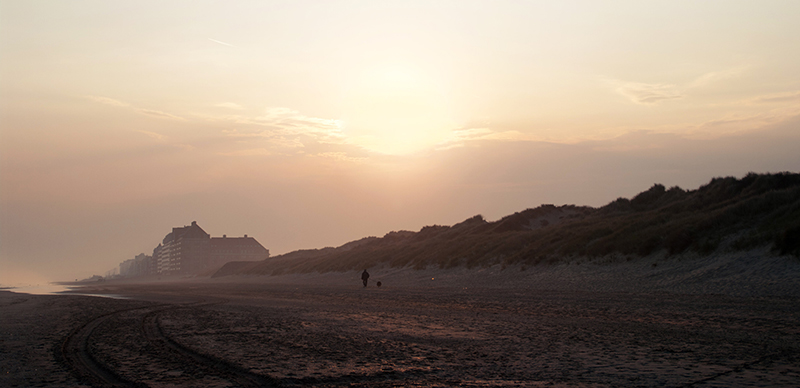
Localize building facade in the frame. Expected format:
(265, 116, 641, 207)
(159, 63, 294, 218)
(155, 221, 211, 274)
(144, 221, 269, 276)
(208, 234, 270, 270)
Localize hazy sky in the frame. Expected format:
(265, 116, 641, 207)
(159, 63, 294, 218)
(2, 1, 799, 284)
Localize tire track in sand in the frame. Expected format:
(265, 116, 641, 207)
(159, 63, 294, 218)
(61, 305, 155, 388)
(140, 302, 281, 387)
(61, 299, 280, 387)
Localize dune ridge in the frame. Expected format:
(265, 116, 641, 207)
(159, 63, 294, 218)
(215, 172, 800, 278)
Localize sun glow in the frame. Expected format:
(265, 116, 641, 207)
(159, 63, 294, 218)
(341, 66, 455, 155)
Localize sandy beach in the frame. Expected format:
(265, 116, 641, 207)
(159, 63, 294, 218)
(2, 254, 800, 387)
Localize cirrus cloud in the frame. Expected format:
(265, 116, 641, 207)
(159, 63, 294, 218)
(615, 82, 684, 105)
(751, 91, 800, 104)
(611, 67, 747, 106)
(85, 95, 185, 120)
(207, 107, 345, 143)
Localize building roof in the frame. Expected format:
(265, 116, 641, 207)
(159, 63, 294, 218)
(169, 221, 210, 241)
(210, 236, 267, 250)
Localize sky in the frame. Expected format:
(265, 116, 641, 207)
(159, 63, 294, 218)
(2, 1, 799, 284)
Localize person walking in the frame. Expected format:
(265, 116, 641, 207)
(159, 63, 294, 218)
(361, 269, 370, 287)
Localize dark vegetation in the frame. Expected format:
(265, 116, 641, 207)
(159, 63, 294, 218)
(215, 172, 800, 277)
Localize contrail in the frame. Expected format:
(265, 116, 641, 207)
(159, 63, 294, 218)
(208, 38, 238, 48)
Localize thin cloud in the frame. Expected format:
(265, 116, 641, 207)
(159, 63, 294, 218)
(212, 110, 336, 152)
(751, 91, 800, 104)
(136, 130, 166, 141)
(701, 115, 763, 128)
(85, 95, 185, 120)
(449, 127, 494, 141)
(612, 67, 745, 105)
(696, 107, 800, 134)
(85, 95, 130, 107)
(616, 82, 683, 105)
(208, 38, 238, 48)
(208, 107, 343, 138)
(221, 129, 267, 138)
(212, 107, 345, 142)
(313, 152, 367, 162)
(435, 127, 534, 150)
(138, 108, 185, 121)
(687, 67, 747, 88)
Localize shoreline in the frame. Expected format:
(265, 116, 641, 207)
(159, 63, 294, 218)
(46, 248, 800, 299)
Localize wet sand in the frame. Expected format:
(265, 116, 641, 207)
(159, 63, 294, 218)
(2, 273, 799, 387)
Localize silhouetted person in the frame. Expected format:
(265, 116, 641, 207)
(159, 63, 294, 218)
(361, 269, 370, 287)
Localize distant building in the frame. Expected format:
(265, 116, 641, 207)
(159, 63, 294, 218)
(152, 244, 163, 275)
(120, 253, 153, 277)
(209, 234, 270, 269)
(119, 258, 134, 277)
(144, 221, 269, 276)
(156, 221, 211, 274)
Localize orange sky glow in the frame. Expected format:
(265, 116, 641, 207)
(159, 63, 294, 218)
(2, 1, 800, 283)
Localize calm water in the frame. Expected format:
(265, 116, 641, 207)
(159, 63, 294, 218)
(3, 283, 129, 299)
(2, 283, 72, 295)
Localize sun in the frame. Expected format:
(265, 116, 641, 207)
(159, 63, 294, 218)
(341, 66, 455, 155)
